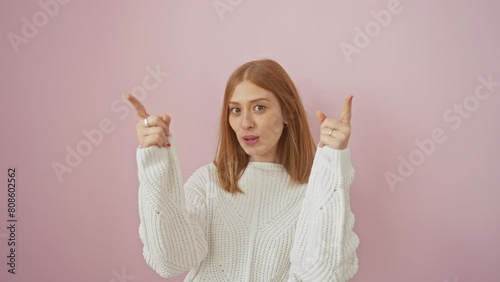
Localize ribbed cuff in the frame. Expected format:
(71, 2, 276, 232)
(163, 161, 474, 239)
(315, 145, 354, 178)
(136, 145, 170, 184)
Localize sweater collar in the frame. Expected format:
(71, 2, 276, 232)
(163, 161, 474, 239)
(246, 161, 284, 171)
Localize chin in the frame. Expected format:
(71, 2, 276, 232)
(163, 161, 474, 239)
(241, 147, 259, 157)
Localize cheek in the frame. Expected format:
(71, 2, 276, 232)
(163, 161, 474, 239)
(264, 112, 284, 137)
(228, 118, 237, 131)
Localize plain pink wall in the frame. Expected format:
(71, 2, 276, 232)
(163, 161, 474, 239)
(1, 0, 499, 281)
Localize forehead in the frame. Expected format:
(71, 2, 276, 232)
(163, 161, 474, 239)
(230, 81, 277, 104)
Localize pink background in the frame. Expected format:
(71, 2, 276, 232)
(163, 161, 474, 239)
(1, 0, 499, 281)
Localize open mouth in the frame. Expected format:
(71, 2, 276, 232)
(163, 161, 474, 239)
(242, 136, 259, 145)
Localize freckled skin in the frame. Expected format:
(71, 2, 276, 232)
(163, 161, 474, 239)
(228, 81, 285, 163)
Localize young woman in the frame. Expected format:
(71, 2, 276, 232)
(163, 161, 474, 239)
(126, 59, 359, 281)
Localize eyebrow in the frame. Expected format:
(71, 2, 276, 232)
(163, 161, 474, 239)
(229, 98, 271, 105)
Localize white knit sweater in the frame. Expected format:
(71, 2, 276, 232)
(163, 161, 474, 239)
(136, 134, 360, 282)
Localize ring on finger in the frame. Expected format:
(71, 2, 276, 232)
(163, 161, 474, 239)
(144, 117, 150, 127)
(328, 128, 333, 136)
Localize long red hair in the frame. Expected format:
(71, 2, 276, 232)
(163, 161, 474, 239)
(213, 59, 316, 193)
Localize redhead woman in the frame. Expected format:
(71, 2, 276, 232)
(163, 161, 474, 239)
(125, 59, 359, 281)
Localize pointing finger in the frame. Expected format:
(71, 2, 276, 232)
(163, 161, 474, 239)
(340, 95, 353, 124)
(124, 93, 149, 119)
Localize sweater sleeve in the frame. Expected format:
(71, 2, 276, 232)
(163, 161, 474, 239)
(288, 145, 359, 282)
(136, 134, 208, 278)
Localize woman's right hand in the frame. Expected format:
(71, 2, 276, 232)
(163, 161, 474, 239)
(124, 93, 171, 148)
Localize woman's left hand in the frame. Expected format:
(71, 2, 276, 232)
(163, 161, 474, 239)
(316, 95, 353, 150)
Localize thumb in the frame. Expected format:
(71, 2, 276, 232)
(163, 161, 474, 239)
(316, 110, 327, 123)
(160, 113, 170, 124)
(160, 114, 171, 137)
(316, 111, 327, 148)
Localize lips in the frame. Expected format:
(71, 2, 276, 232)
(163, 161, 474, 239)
(242, 135, 259, 141)
(242, 135, 259, 146)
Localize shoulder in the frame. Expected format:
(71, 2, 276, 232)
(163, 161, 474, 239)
(184, 162, 219, 196)
(188, 162, 217, 181)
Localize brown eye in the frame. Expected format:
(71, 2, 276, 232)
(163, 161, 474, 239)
(254, 105, 265, 111)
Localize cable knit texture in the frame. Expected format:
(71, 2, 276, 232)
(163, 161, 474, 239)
(136, 133, 359, 282)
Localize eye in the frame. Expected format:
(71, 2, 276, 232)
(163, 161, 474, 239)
(254, 105, 266, 111)
(229, 107, 240, 114)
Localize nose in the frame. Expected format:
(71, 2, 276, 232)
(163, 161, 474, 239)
(240, 110, 255, 130)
